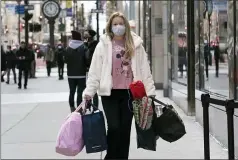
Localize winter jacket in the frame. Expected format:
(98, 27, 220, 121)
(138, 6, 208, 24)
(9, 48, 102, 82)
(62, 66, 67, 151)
(83, 32, 156, 98)
(1, 50, 6, 71)
(45, 49, 54, 62)
(56, 48, 65, 65)
(6, 50, 17, 68)
(16, 47, 32, 69)
(85, 40, 98, 69)
(65, 40, 90, 78)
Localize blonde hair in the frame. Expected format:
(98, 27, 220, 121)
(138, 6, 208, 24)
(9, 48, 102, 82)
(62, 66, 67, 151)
(106, 12, 134, 58)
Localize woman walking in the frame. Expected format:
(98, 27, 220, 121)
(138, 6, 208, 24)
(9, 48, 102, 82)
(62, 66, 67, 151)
(83, 12, 156, 159)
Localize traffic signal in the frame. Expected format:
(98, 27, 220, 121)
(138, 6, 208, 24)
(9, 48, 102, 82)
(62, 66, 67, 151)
(22, 12, 33, 21)
(29, 23, 41, 32)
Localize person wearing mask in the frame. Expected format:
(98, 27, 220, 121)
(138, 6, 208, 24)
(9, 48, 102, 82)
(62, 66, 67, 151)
(65, 30, 90, 112)
(1, 46, 7, 82)
(44, 45, 55, 77)
(56, 44, 65, 80)
(214, 43, 220, 78)
(84, 29, 99, 107)
(83, 12, 156, 159)
(16, 41, 31, 89)
(204, 40, 209, 80)
(6, 45, 17, 84)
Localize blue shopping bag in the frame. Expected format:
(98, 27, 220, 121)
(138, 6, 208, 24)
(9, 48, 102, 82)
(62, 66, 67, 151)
(82, 102, 107, 154)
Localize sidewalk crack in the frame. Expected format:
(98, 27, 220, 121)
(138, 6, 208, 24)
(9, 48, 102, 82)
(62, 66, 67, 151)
(1, 104, 40, 136)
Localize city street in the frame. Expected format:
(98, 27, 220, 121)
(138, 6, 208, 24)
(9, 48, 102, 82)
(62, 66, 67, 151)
(1, 67, 228, 159)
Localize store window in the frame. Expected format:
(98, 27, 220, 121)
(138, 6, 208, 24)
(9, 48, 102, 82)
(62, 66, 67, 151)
(169, 0, 234, 99)
(168, 1, 188, 86)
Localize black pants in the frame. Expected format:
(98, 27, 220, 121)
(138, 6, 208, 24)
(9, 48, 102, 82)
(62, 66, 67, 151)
(204, 56, 209, 78)
(178, 57, 187, 76)
(101, 89, 133, 159)
(215, 58, 219, 77)
(7, 67, 16, 83)
(46, 61, 52, 76)
(58, 63, 64, 78)
(68, 78, 86, 111)
(18, 68, 28, 87)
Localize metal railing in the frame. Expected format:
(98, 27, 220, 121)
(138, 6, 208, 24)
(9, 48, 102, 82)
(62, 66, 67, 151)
(201, 94, 238, 160)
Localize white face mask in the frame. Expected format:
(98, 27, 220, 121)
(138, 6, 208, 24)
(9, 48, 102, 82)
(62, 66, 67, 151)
(112, 25, 126, 36)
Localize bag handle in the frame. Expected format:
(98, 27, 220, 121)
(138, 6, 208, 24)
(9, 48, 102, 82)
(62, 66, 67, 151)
(85, 100, 99, 113)
(75, 100, 91, 114)
(149, 96, 167, 107)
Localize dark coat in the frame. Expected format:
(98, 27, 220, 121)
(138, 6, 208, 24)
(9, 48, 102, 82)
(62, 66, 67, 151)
(56, 48, 66, 65)
(16, 47, 32, 69)
(6, 50, 17, 69)
(65, 45, 90, 77)
(1, 50, 6, 71)
(85, 40, 98, 68)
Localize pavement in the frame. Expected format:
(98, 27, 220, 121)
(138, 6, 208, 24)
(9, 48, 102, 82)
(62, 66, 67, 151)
(177, 63, 229, 97)
(1, 67, 229, 159)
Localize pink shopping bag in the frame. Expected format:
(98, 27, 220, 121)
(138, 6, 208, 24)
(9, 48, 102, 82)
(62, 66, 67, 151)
(55, 102, 85, 156)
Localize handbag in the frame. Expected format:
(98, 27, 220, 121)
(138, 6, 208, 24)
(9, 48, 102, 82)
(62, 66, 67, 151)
(134, 97, 157, 151)
(82, 101, 107, 154)
(55, 102, 85, 156)
(129, 80, 147, 99)
(151, 97, 186, 143)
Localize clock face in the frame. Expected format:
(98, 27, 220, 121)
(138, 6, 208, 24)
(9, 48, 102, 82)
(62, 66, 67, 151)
(43, 1, 60, 18)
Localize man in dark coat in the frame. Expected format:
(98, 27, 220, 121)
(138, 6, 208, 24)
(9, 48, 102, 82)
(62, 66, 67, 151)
(1, 46, 7, 82)
(6, 45, 17, 84)
(56, 44, 65, 80)
(84, 29, 99, 107)
(16, 41, 32, 89)
(65, 30, 90, 112)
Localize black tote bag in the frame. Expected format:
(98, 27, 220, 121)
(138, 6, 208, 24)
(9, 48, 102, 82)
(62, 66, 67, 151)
(82, 103, 107, 153)
(134, 98, 158, 151)
(150, 97, 186, 143)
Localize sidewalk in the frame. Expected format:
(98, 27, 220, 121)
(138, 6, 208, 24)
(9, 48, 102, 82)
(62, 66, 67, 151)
(1, 90, 228, 159)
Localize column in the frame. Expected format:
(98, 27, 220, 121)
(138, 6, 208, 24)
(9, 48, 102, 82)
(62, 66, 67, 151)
(151, 1, 164, 89)
(227, 0, 237, 99)
(162, 1, 169, 96)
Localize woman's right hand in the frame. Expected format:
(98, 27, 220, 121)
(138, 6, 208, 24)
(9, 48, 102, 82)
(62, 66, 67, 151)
(84, 94, 92, 101)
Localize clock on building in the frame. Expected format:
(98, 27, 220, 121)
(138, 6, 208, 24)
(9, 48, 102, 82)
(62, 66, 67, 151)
(42, 0, 61, 19)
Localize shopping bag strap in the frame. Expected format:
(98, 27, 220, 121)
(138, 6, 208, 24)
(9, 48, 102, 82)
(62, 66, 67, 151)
(85, 100, 99, 112)
(149, 96, 167, 107)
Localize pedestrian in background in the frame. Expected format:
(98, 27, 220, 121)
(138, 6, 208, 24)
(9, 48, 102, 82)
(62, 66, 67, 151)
(1, 46, 7, 82)
(56, 44, 65, 80)
(204, 40, 209, 81)
(178, 43, 187, 78)
(6, 45, 17, 84)
(44, 45, 55, 77)
(84, 29, 99, 107)
(65, 30, 90, 112)
(28, 44, 36, 79)
(16, 41, 31, 89)
(83, 12, 156, 159)
(214, 43, 220, 78)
